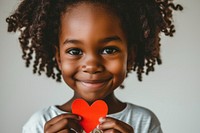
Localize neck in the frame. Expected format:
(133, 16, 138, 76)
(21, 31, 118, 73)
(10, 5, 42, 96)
(104, 93, 126, 114)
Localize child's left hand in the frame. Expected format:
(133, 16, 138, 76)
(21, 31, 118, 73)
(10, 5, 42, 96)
(97, 117, 134, 133)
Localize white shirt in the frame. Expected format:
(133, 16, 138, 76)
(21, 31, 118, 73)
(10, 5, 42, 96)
(22, 103, 163, 133)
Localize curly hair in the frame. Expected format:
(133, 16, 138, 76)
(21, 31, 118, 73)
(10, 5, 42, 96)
(6, 0, 183, 82)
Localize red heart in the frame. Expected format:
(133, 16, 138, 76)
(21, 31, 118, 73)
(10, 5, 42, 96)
(72, 99, 108, 133)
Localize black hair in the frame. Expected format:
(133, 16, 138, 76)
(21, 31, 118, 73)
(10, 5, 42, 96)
(6, 0, 183, 82)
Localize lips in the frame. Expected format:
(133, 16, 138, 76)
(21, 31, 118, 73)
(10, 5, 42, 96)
(76, 77, 111, 90)
(81, 80, 106, 89)
(74, 73, 112, 90)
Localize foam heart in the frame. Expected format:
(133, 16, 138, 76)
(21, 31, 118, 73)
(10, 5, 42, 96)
(72, 99, 108, 133)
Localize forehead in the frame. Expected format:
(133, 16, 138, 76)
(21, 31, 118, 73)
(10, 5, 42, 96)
(62, 2, 117, 20)
(59, 2, 125, 42)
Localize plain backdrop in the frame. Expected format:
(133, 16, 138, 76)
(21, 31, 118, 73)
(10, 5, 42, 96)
(0, 0, 200, 133)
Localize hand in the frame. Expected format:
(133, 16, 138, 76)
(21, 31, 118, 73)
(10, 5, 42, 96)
(44, 113, 83, 133)
(97, 117, 134, 133)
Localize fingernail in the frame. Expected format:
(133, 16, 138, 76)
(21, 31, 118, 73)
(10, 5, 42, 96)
(96, 124, 100, 129)
(99, 117, 105, 123)
(78, 116, 82, 120)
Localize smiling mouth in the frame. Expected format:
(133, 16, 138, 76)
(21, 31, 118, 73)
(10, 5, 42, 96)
(81, 81, 104, 88)
(79, 80, 109, 89)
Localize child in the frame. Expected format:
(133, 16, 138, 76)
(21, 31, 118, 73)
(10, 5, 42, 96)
(6, 0, 182, 133)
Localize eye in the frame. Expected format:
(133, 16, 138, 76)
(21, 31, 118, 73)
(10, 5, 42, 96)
(66, 48, 83, 55)
(101, 47, 119, 54)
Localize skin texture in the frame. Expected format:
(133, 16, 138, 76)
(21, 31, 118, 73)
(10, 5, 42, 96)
(44, 3, 134, 133)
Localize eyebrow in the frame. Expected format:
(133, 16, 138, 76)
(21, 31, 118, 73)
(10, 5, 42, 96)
(63, 39, 81, 45)
(63, 35, 122, 45)
(99, 36, 122, 44)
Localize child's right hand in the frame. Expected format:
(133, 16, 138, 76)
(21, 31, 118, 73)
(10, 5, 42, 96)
(44, 113, 83, 133)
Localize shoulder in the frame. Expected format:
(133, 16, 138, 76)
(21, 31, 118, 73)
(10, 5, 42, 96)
(109, 103, 163, 133)
(127, 103, 157, 119)
(22, 106, 65, 133)
(127, 103, 162, 131)
(110, 102, 158, 120)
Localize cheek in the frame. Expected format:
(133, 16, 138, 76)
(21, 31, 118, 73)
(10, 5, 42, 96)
(60, 60, 77, 78)
(107, 57, 127, 78)
(59, 61, 79, 89)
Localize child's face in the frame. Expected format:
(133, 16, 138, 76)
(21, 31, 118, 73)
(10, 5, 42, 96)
(57, 3, 128, 102)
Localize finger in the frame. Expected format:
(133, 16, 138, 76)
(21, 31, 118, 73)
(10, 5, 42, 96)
(45, 118, 82, 133)
(57, 129, 70, 133)
(98, 117, 133, 133)
(45, 114, 81, 130)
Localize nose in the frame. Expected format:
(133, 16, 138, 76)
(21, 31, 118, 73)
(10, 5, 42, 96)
(81, 54, 104, 74)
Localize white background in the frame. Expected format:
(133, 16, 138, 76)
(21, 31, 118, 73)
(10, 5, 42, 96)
(0, 0, 200, 133)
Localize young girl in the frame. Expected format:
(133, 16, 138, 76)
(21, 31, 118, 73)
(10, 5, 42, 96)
(6, 0, 182, 133)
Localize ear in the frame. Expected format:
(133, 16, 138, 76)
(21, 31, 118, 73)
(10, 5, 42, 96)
(55, 46, 62, 70)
